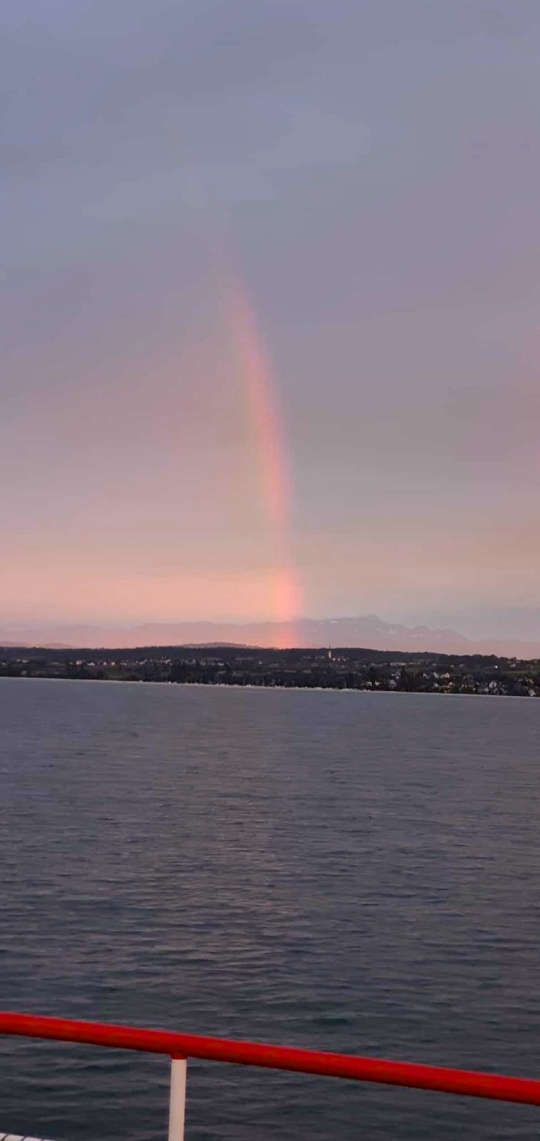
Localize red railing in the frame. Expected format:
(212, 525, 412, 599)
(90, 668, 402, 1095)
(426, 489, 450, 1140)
(1, 1012, 539, 1139)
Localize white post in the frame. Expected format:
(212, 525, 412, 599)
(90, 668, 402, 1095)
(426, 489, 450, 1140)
(168, 1057, 187, 1141)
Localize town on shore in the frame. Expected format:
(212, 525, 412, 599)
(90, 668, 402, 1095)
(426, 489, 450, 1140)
(1, 644, 540, 697)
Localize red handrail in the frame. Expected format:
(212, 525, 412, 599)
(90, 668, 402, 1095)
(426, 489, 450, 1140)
(0, 1012, 539, 1106)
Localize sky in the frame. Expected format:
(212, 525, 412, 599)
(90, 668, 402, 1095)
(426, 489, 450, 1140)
(2, 0, 540, 638)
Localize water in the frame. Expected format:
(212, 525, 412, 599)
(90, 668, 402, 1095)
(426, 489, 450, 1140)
(1, 679, 540, 1140)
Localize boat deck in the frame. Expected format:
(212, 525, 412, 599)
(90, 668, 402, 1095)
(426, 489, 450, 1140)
(0, 1135, 53, 1141)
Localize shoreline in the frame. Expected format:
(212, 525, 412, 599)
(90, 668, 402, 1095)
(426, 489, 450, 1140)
(0, 675, 537, 699)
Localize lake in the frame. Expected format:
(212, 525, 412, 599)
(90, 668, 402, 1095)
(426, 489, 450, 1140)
(1, 678, 539, 1140)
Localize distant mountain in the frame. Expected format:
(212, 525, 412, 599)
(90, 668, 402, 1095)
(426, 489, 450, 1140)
(0, 639, 73, 649)
(1, 615, 540, 658)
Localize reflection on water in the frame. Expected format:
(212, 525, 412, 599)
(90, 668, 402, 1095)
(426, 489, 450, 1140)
(0, 679, 539, 1140)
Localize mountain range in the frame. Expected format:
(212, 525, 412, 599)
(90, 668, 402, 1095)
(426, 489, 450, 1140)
(2, 615, 540, 658)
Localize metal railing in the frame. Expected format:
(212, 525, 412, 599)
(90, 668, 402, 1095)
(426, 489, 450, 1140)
(1, 1012, 540, 1140)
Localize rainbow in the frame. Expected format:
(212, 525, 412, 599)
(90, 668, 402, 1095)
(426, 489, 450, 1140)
(225, 277, 302, 646)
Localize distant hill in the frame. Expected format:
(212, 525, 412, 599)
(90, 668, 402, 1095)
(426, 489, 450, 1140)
(1, 615, 540, 658)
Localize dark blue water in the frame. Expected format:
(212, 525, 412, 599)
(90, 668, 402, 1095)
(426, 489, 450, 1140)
(1, 678, 540, 1140)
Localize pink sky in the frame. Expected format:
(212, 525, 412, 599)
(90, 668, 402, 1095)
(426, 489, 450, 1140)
(2, 1, 540, 641)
